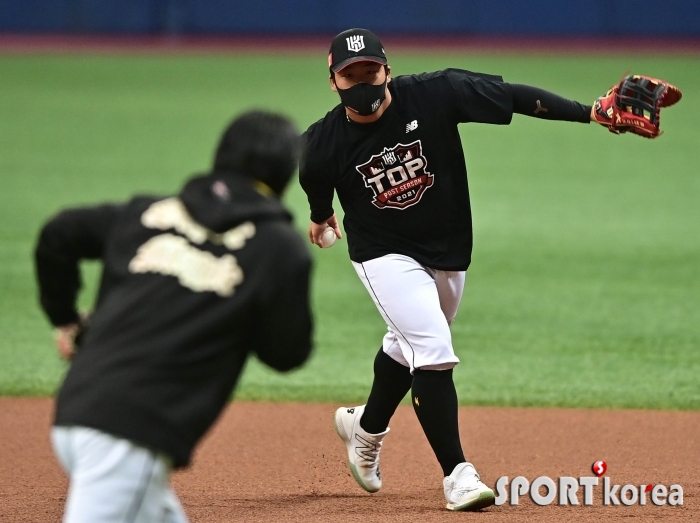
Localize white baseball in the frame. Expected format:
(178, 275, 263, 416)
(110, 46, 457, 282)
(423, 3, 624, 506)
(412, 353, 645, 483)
(320, 227, 337, 248)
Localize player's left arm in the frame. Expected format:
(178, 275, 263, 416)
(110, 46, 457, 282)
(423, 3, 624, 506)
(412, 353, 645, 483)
(34, 204, 123, 358)
(510, 84, 593, 123)
(512, 78, 682, 138)
(444, 69, 592, 125)
(445, 69, 680, 137)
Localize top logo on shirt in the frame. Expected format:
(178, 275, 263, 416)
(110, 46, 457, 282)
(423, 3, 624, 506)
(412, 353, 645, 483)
(356, 140, 433, 209)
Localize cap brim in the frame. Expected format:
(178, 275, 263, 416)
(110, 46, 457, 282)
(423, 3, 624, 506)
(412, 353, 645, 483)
(331, 56, 387, 73)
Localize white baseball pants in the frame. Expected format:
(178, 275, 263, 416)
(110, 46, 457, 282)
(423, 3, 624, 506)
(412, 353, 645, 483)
(353, 253, 465, 373)
(51, 426, 189, 523)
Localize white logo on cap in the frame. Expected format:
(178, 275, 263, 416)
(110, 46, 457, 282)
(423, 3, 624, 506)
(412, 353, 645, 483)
(346, 35, 365, 52)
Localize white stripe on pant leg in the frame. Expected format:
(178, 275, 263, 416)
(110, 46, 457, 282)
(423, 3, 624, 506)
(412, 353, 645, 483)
(352, 254, 460, 373)
(51, 426, 188, 523)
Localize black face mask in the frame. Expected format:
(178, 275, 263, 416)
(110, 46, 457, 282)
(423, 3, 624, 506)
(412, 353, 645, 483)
(337, 78, 387, 116)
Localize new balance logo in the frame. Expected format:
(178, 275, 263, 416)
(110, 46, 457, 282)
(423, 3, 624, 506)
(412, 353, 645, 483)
(354, 434, 379, 462)
(406, 120, 418, 133)
(346, 35, 365, 52)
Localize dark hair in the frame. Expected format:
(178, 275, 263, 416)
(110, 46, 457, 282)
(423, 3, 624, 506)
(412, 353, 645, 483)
(213, 110, 302, 195)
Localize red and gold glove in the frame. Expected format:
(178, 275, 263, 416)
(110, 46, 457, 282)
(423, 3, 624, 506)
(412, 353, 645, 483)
(592, 75, 682, 138)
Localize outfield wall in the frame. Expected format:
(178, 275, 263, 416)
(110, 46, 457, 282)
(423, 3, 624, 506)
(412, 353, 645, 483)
(2, 0, 700, 36)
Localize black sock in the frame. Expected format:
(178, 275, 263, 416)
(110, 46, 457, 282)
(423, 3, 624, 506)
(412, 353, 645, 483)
(411, 368, 465, 476)
(359, 348, 413, 434)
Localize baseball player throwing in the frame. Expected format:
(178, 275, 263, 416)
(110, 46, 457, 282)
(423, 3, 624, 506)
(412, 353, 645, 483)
(36, 111, 313, 523)
(300, 28, 680, 511)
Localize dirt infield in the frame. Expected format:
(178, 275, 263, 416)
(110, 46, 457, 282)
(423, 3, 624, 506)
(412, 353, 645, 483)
(0, 398, 696, 522)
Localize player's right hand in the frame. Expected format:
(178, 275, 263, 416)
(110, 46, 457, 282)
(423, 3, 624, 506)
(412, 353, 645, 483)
(54, 323, 79, 360)
(53, 312, 90, 360)
(309, 214, 342, 248)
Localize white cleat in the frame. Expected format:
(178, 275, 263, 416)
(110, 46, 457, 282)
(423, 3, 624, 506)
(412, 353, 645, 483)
(443, 462, 496, 511)
(334, 405, 389, 493)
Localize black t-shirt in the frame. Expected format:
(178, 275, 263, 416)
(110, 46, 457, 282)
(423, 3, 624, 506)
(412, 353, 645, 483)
(300, 69, 514, 271)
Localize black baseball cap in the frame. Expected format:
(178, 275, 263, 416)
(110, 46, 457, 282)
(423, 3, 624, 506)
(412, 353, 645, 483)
(328, 28, 387, 73)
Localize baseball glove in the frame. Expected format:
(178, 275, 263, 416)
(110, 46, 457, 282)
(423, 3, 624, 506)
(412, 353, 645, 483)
(592, 75, 682, 138)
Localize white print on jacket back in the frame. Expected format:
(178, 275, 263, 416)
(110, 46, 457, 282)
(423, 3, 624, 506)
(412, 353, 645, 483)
(129, 234, 243, 297)
(128, 198, 254, 296)
(356, 140, 433, 209)
(140, 197, 256, 249)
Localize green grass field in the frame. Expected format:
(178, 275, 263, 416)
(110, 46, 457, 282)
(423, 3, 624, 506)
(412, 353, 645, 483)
(1, 51, 698, 409)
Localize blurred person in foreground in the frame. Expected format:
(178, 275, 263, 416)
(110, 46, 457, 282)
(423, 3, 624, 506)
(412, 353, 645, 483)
(34, 110, 313, 523)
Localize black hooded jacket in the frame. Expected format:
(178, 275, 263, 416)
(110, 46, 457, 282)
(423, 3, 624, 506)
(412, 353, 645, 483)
(35, 171, 313, 467)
